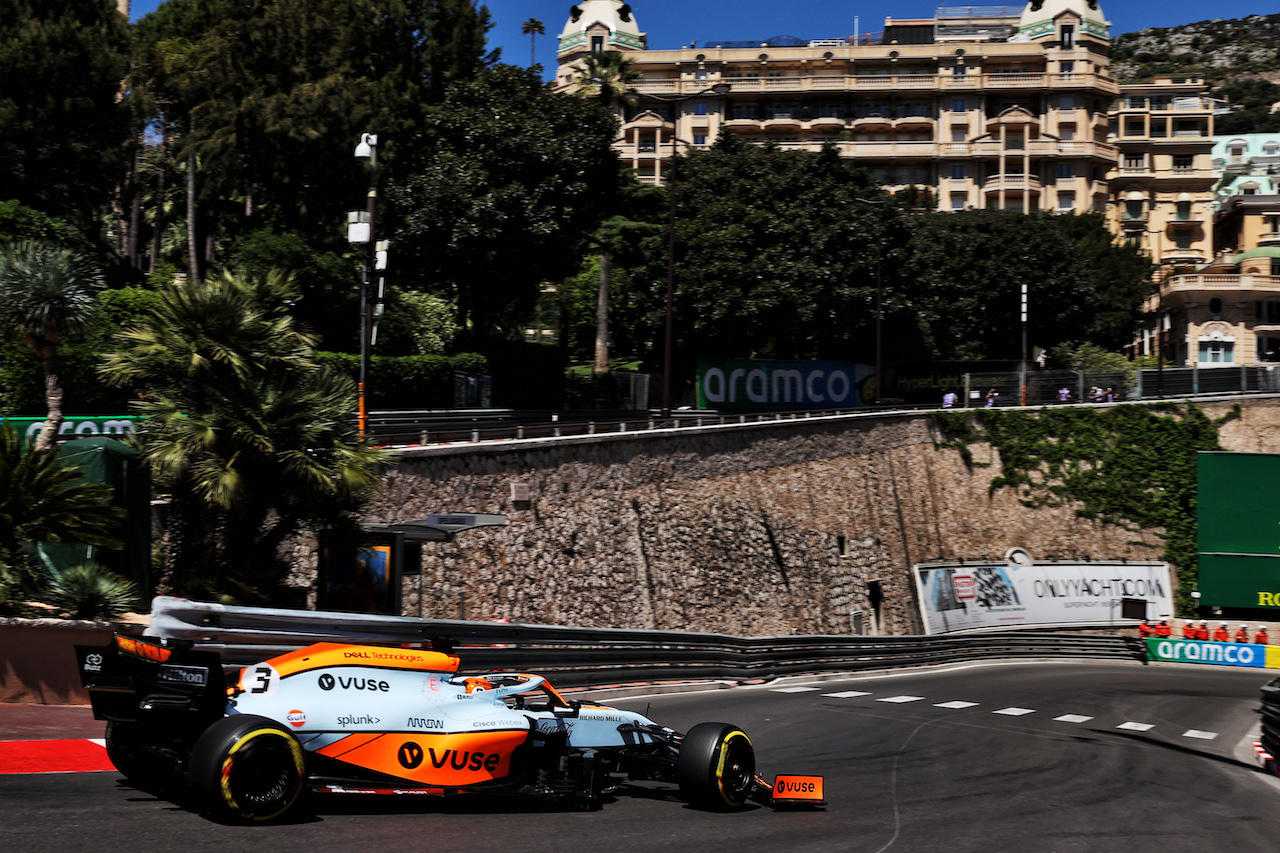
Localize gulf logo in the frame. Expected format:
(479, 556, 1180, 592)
(286, 710, 307, 728)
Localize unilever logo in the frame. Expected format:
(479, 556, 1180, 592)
(1148, 639, 1266, 668)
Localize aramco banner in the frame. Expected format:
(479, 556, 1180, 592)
(1145, 638, 1280, 669)
(1, 416, 138, 444)
(696, 359, 872, 411)
(915, 561, 1173, 634)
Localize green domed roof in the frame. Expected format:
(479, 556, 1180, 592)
(1232, 247, 1280, 263)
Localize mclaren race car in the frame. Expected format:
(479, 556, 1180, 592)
(75, 634, 825, 820)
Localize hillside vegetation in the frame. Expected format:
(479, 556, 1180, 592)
(1111, 14, 1280, 84)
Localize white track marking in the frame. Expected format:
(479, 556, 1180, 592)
(823, 690, 873, 698)
(877, 695, 925, 703)
(1054, 714, 1093, 724)
(88, 739, 106, 748)
(771, 686, 820, 693)
(1117, 722, 1155, 732)
(1183, 730, 1218, 740)
(993, 707, 1036, 716)
(935, 701, 978, 709)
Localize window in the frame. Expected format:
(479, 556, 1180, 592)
(1259, 302, 1280, 323)
(1124, 200, 1145, 220)
(952, 98, 967, 112)
(1059, 124, 1076, 141)
(1266, 142, 1280, 155)
(1151, 118, 1167, 138)
(1230, 144, 1246, 165)
(1199, 341, 1234, 363)
(692, 133, 707, 146)
(693, 102, 708, 116)
(695, 69, 707, 80)
(953, 64, 966, 76)
(951, 164, 966, 179)
(1007, 133, 1024, 150)
(951, 194, 966, 211)
(1209, 297, 1224, 315)
(1243, 183, 1259, 195)
(730, 105, 758, 120)
(951, 127, 967, 142)
(1124, 118, 1145, 137)
(1176, 200, 1192, 221)
(1060, 62, 1075, 75)
(1175, 231, 1193, 250)
(1057, 163, 1075, 179)
(591, 35, 604, 53)
(1058, 193, 1075, 210)
(1272, 259, 1280, 277)
(1059, 95, 1075, 109)
(1060, 24, 1074, 48)
(1124, 153, 1145, 170)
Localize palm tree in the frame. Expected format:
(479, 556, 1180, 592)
(571, 52, 641, 373)
(100, 269, 390, 602)
(521, 18, 545, 68)
(0, 425, 123, 604)
(0, 241, 105, 452)
(572, 51, 641, 115)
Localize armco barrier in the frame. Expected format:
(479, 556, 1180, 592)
(146, 597, 1144, 688)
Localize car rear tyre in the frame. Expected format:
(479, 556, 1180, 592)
(104, 720, 165, 785)
(188, 715, 305, 821)
(676, 722, 755, 810)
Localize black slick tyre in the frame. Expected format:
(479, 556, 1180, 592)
(104, 720, 163, 785)
(188, 714, 305, 821)
(676, 722, 755, 810)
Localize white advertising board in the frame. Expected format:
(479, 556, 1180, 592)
(915, 562, 1173, 634)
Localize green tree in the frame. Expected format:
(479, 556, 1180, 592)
(0, 241, 106, 451)
(389, 64, 621, 341)
(614, 134, 893, 383)
(521, 17, 545, 67)
(0, 0, 132, 228)
(571, 50, 641, 115)
(1054, 212, 1153, 350)
(100, 269, 389, 602)
(900, 210, 1105, 362)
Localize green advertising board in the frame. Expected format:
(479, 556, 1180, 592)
(1197, 452, 1280, 610)
(0, 416, 137, 445)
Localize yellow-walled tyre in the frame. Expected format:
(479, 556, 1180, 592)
(676, 722, 755, 810)
(188, 715, 305, 821)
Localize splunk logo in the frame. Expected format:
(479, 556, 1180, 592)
(1149, 639, 1264, 668)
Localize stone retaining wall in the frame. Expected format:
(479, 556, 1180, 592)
(289, 399, 1280, 637)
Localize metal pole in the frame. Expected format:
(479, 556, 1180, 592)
(1020, 281, 1027, 406)
(661, 156, 676, 419)
(358, 144, 377, 438)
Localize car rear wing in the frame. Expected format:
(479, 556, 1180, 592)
(75, 633, 229, 724)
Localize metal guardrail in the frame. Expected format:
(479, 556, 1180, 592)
(147, 598, 1145, 689)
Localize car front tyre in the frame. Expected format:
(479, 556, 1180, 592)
(676, 722, 755, 810)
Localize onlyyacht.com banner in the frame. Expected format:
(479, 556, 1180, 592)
(915, 562, 1173, 634)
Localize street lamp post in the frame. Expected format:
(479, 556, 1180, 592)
(350, 133, 378, 437)
(649, 83, 730, 420)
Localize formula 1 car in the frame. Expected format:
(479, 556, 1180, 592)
(75, 634, 825, 821)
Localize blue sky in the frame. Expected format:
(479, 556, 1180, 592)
(128, 0, 1272, 68)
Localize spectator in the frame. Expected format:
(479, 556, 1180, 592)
(1255, 625, 1269, 645)
(942, 391, 957, 409)
(1058, 387, 1071, 403)
(1181, 620, 1198, 639)
(1154, 620, 1171, 638)
(1195, 620, 1210, 640)
(1213, 622, 1230, 642)
(985, 388, 999, 408)
(1138, 620, 1152, 638)
(1234, 624, 1250, 643)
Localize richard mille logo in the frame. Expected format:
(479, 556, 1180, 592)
(398, 742, 424, 769)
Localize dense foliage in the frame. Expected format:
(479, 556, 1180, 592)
(388, 64, 622, 340)
(931, 404, 1239, 616)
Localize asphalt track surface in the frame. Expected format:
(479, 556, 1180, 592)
(3, 661, 1277, 853)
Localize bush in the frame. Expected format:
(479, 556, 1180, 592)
(39, 563, 138, 621)
(314, 351, 490, 409)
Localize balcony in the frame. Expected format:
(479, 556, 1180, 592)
(983, 174, 1043, 193)
(1162, 273, 1280, 295)
(637, 72, 1115, 97)
(1259, 232, 1280, 247)
(1160, 247, 1208, 264)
